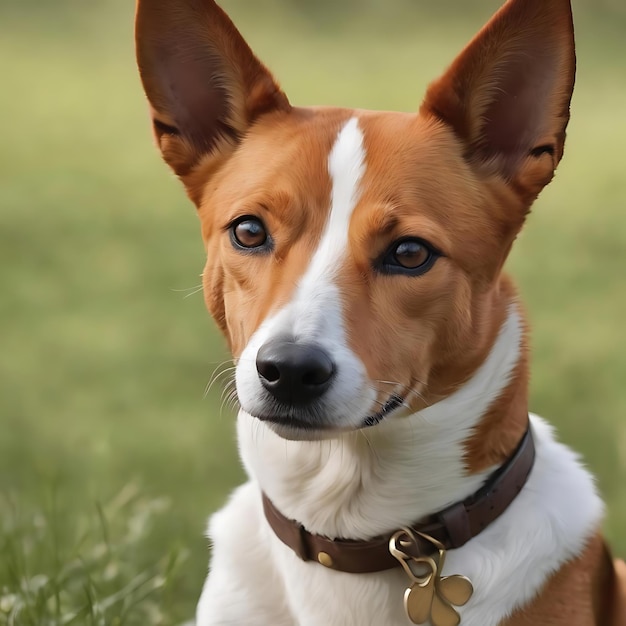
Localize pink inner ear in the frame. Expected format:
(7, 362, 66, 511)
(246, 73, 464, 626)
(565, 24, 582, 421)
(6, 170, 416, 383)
(422, 0, 575, 183)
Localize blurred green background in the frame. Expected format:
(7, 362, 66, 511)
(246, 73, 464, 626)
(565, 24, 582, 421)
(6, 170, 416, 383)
(1, 0, 624, 623)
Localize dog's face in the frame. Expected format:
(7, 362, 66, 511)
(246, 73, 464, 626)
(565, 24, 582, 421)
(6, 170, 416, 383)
(136, 0, 575, 439)
(197, 112, 525, 438)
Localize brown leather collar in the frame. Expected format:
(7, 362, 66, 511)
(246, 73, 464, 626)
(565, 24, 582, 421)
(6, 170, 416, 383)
(262, 425, 535, 574)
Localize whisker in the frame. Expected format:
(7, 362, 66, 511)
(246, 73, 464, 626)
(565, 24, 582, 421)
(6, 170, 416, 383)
(407, 388, 430, 408)
(220, 389, 239, 418)
(370, 381, 431, 411)
(358, 429, 380, 464)
(367, 396, 386, 409)
(373, 378, 429, 390)
(204, 362, 237, 398)
(170, 283, 202, 293)
(204, 370, 236, 398)
(220, 381, 236, 404)
(183, 285, 205, 299)
(170, 283, 205, 299)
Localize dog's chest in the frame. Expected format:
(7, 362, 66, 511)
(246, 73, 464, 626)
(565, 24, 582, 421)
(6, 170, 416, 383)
(200, 415, 603, 626)
(271, 540, 413, 626)
(206, 481, 423, 626)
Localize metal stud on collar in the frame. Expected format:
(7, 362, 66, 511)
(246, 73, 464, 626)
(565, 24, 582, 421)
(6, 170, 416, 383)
(389, 528, 473, 626)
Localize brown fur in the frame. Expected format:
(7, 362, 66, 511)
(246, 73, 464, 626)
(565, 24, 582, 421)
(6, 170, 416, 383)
(502, 536, 626, 626)
(135, 0, 624, 622)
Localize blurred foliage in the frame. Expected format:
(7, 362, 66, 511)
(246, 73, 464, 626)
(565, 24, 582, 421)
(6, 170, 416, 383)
(2, 0, 626, 30)
(0, 486, 187, 625)
(0, 0, 625, 622)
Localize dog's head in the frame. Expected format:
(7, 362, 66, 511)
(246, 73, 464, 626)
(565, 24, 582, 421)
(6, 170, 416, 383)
(136, 0, 574, 440)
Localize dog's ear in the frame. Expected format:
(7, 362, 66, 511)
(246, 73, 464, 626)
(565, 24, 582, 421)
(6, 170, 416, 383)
(135, 0, 290, 183)
(421, 0, 575, 204)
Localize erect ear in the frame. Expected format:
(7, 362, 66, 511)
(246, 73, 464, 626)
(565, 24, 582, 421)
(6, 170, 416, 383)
(421, 0, 575, 203)
(135, 0, 290, 182)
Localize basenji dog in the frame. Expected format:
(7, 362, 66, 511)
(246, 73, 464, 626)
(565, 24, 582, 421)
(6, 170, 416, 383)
(135, 0, 626, 623)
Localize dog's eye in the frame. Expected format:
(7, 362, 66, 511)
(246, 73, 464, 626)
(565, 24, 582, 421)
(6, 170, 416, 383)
(379, 238, 438, 276)
(230, 217, 268, 250)
(393, 241, 430, 269)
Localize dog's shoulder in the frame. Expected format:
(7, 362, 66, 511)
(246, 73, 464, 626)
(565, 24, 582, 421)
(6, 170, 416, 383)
(206, 482, 268, 562)
(501, 535, 625, 626)
(197, 482, 296, 625)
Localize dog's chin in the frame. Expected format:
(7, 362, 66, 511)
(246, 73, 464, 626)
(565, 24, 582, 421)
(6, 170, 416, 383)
(263, 420, 342, 442)
(240, 406, 359, 441)
(249, 413, 353, 441)
(241, 392, 407, 441)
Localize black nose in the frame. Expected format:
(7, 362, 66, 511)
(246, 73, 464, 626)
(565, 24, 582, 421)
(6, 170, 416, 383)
(256, 338, 335, 405)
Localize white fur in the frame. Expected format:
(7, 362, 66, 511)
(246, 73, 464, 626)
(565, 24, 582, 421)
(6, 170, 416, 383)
(196, 307, 603, 625)
(239, 305, 521, 540)
(196, 120, 603, 625)
(446, 415, 603, 625)
(235, 117, 375, 435)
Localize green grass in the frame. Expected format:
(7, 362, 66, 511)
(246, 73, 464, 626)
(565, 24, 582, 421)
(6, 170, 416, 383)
(1, 0, 625, 622)
(0, 487, 187, 625)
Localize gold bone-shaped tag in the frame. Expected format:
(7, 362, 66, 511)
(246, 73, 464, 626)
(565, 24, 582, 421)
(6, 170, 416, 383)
(404, 570, 435, 624)
(390, 529, 473, 626)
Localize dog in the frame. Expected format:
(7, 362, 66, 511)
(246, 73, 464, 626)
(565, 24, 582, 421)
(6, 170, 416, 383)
(135, 0, 626, 624)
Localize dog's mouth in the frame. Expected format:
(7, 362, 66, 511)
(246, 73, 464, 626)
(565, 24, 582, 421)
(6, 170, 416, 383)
(361, 393, 405, 428)
(249, 393, 406, 438)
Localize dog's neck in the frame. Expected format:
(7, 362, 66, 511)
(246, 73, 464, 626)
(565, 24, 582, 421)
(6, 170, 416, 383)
(238, 298, 527, 541)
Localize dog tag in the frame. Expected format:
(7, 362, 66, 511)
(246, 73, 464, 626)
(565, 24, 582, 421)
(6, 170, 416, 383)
(438, 575, 473, 607)
(390, 529, 473, 626)
(404, 578, 435, 624)
(430, 591, 462, 626)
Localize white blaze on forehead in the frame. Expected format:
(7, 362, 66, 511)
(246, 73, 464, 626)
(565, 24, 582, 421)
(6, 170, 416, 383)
(300, 116, 366, 289)
(235, 115, 375, 429)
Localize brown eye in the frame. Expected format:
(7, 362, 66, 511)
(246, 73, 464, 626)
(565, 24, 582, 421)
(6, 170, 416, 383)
(231, 217, 268, 249)
(393, 240, 430, 269)
(379, 237, 439, 276)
